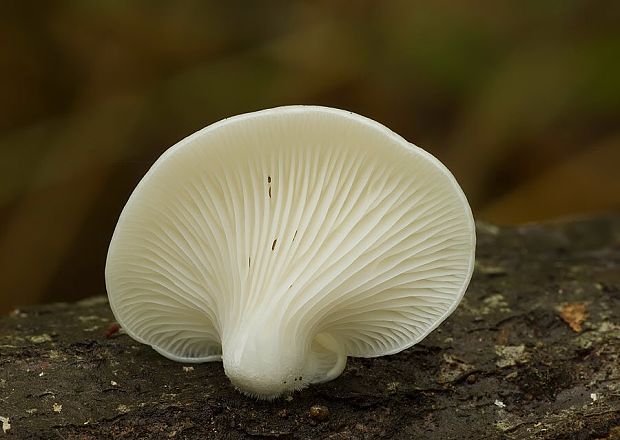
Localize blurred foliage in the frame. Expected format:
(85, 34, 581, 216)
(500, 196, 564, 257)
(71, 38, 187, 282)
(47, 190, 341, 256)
(0, 0, 619, 312)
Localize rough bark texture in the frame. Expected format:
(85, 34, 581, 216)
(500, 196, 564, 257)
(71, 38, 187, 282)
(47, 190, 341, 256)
(1, 216, 619, 439)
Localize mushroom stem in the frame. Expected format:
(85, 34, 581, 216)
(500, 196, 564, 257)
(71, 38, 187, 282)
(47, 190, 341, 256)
(222, 322, 305, 398)
(221, 322, 345, 399)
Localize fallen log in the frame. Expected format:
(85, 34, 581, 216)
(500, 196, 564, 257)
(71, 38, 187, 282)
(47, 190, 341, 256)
(1, 216, 619, 439)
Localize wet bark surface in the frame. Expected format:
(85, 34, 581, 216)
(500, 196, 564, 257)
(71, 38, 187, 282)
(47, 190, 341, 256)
(1, 216, 619, 439)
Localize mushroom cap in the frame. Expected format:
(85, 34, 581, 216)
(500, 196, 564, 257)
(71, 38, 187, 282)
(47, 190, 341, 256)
(105, 105, 475, 397)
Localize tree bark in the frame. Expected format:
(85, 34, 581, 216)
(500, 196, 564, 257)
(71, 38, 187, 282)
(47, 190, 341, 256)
(1, 216, 619, 439)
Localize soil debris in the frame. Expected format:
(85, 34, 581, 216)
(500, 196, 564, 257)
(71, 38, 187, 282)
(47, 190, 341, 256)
(495, 345, 527, 368)
(559, 302, 588, 332)
(0, 416, 10, 434)
(309, 405, 330, 422)
(105, 322, 121, 338)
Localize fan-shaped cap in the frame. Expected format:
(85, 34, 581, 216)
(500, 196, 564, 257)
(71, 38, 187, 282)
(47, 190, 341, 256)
(105, 106, 475, 399)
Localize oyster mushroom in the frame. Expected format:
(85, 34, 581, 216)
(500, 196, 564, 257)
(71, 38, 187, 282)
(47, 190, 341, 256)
(105, 106, 475, 399)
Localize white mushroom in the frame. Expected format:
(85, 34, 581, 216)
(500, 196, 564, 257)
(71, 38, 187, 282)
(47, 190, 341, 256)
(105, 106, 475, 399)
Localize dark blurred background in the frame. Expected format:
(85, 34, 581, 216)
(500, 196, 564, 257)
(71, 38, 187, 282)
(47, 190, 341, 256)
(1, 1, 619, 314)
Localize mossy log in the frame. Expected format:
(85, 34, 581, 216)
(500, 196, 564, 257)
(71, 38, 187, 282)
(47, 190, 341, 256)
(1, 216, 619, 439)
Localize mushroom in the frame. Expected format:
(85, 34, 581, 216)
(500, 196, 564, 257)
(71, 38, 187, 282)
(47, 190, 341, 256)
(105, 106, 475, 399)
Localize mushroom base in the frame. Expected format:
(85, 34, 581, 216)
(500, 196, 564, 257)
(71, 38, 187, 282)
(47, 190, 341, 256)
(221, 329, 346, 400)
